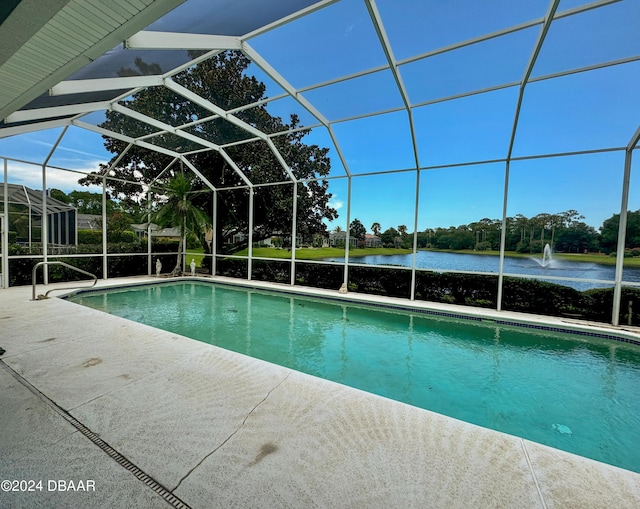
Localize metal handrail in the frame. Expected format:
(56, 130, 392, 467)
(32, 261, 98, 300)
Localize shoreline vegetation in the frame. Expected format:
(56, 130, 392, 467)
(219, 247, 640, 268)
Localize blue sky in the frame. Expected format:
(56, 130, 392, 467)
(1, 0, 638, 234)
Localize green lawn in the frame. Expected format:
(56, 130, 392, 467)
(555, 252, 640, 267)
(185, 248, 206, 266)
(233, 246, 414, 260)
(192, 245, 640, 268)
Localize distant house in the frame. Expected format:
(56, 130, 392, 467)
(329, 231, 381, 248)
(258, 233, 303, 247)
(329, 231, 358, 247)
(130, 222, 156, 239)
(152, 226, 181, 240)
(364, 234, 382, 247)
(0, 184, 77, 246)
(231, 232, 246, 244)
(130, 223, 181, 240)
(77, 214, 100, 230)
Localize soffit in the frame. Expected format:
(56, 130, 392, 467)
(0, 0, 186, 121)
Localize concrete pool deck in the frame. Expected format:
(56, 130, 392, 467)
(1, 276, 640, 508)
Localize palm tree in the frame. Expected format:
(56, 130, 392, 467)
(153, 173, 210, 276)
(371, 222, 381, 236)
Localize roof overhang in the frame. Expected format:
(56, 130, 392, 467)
(0, 0, 186, 121)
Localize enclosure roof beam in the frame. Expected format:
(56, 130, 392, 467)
(217, 148, 253, 188)
(43, 125, 69, 167)
(73, 119, 181, 158)
(164, 79, 263, 139)
(180, 157, 217, 192)
(238, 0, 620, 107)
(242, 44, 326, 123)
(164, 78, 297, 182)
(111, 102, 219, 151)
(148, 158, 180, 189)
(50, 76, 164, 96)
(498, 0, 560, 312)
(265, 138, 297, 183)
(612, 124, 640, 324)
(364, 0, 420, 169)
(397, 0, 619, 68)
(102, 143, 134, 176)
(627, 125, 640, 152)
(126, 32, 241, 51)
(242, 0, 340, 41)
(0, 118, 72, 139)
(242, 41, 352, 178)
(506, 0, 560, 162)
(108, 104, 254, 188)
(5, 101, 111, 124)
(162, 50, 224, 79)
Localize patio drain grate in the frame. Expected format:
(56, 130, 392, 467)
(1, 360, 191, 509)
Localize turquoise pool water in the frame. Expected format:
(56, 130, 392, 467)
(67, 281, 640, 473)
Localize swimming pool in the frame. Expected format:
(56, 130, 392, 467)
(67, 280, 640, 473)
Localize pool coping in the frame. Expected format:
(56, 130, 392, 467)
(64, 274, 640, 347)
(2, 275, 640, 508)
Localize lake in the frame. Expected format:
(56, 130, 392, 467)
(323, 251, 640, 290)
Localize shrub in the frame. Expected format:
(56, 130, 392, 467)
(47, 257, 104, 282)
(349, 265, 412, 298)
(107, 230, 137, 243)
(415, 272, 498, 307)
(78, 230, 102, 244)
(108, 255, 149, 278)
(106, 242, 145, 254)
(217, 258, 248, 278)
(501, 277, 587, 317)
(152, 239, 180, 252)
(252, 260, 290, 283)
(295, 262, 343, 290)
(582, 287, 640, 325)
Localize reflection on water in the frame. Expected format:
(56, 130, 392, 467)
(68, 281, 640, 474)
(325, 251, 640, 290)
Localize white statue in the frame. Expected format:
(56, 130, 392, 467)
(190, 258, 196, 276)
(338, 283, 348, 294)
(156, 259, 162, 277)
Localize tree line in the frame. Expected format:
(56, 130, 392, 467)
(346, 209, 640, 254)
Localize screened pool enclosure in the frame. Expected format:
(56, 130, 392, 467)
(0, 0, 639, 325)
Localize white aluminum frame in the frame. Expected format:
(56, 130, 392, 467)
(0, 0, 637, 329)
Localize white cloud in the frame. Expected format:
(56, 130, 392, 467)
(28, 138, 107, 160)
(329, 196, 344, 211)
(4, 161, 102, 193)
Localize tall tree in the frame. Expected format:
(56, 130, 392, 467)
(349, 218, 366, 246)
(371, 222, 381, 236)
(555, 222, 598, 253)
(600, 210, 640, 253)
(381, 227, 400, 248)
(153, 173, 210, 276)
(81, 51, 337, 260)
(48, 188, 69, 203)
